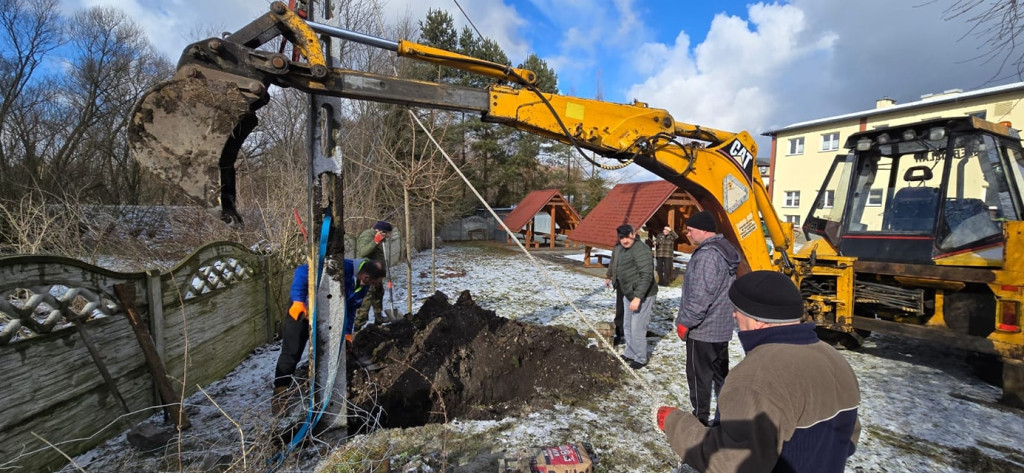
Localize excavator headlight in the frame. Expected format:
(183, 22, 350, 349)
(876, 133, 890, 145)
(928, 127, 946, 141)
(902, 129, 916, 141)
(856, 137, 872, 151)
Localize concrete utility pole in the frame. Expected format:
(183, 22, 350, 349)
(305, 0, 348, 432)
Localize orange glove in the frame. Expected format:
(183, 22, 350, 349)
(654, 406, 678, 431)
(288, 301, 307, 320)
(373, 232, 385, 244)
(676, 324, 688, 341)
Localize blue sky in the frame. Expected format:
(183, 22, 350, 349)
(58, 0, 1016, 178)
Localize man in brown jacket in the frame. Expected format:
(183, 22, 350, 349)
(654, 271, 860, 472)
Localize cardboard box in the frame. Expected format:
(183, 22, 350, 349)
(497, 443, 595, 473)
(530, 444, 593, 473)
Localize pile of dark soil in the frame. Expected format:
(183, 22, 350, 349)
(346, 290, 623, 432)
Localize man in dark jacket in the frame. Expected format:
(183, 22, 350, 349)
(675, 210, 740, 426)
(611, 224, 657, 369)
(654, 271, 860, 472)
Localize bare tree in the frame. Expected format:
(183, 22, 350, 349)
(943, 0, 1024, 80)
(0, 0, 64, 177)
(372, 108, 463, 313)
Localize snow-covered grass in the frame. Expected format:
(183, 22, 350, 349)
(63, 243, 1024, 472)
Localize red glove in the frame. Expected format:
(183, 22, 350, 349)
(373, 232, 385, 244)
(654, 406, 677, 431)
(676, 324, 688, 340)
(288, 301, 307, 320)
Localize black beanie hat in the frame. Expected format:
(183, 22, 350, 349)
(373, 220, 392, 232)
(616, 224, 634, 238)
(686, 211, 716, 233)
(728, 270, 804, 323)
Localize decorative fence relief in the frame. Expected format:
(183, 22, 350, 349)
(0, 242, 277, 472)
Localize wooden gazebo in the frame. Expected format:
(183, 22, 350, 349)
(567, 180, 702, 266)
(502, 189, 582, 249)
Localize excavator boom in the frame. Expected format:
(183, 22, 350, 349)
(128, 1, 790, 272)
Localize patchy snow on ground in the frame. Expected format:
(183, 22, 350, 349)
(63, 243, 1024, 472)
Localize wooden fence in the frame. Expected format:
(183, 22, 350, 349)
(0, 242, 277, 472)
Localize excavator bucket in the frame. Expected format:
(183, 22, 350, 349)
(128, 66, 269, 225)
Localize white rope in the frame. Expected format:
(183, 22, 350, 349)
(367, 0, 671, 404)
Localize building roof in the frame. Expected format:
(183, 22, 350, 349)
(762, 81, 1024, 136)
(567, 180, 678, 249)
(502, 189, 580, 232)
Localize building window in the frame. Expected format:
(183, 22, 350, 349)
(784, 191, 800, 208)
(788, 137, 804, 155)
(866, 189, 883, 206)
(818, 190, 835, 208)
(784, 215, 801, 225)
(821, 132, 840, 151)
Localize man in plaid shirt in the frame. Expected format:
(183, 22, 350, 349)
(675, 211, 740, 426)
(653, 225, 679, 286)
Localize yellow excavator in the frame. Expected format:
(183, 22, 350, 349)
(129, 2, 1024, 406)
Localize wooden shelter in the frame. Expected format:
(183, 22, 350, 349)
(567, 180, 702, 266)
(502, 189, 582, 248)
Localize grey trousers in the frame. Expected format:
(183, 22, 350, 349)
(622, 294, 654, 364)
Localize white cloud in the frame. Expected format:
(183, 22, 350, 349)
(626, 3, 830, 144)
(61, 0, 272, 60)
(59, 0, 530, 68)
(619, 0, 1012, 155)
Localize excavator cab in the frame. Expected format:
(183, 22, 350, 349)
(803, 116, 1024, 266)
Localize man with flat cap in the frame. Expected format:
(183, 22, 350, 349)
(654, 270, 861, 472)
(675, 210, 741, 426)
(610, 223, 658, 369)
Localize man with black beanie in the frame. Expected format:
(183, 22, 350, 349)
(675, 210, 740, 426)
(354, 220, 392, 329)
(653, 271, 861, 472)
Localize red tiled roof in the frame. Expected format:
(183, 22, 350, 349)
(568, 180, 678, 249)
(502, 189, 581, 232)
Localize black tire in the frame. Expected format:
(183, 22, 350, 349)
(966, 352, 1003, 388)
(815, 328, 863, 350)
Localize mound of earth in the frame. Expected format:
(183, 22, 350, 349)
(346, 290, 623, 432)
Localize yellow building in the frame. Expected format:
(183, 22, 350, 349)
(763, 82, 1024, 228)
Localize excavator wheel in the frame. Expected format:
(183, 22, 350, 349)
(815, 327, 867, 350)
(966, 352, 1003, 387)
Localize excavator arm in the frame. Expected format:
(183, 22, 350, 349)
(128, 1, 792, 273)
